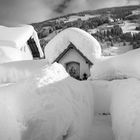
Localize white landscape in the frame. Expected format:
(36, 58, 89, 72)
(1, 25, 140, 140)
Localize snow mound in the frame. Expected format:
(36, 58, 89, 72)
(0, 59, 49, 84)
(0, 63, 94, 140)
(91, 80, 112, 114)
(45, 27, 101, 64)
(0, 47, 24, 63)
(110, 78, 140, 140)
(0, 102, 21, 140)
(36, 62, 69, 87)
(89, 48, 140, 80)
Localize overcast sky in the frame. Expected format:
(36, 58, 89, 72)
(0, 0, 139, 26)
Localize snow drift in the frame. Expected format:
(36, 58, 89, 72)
(110, 78, 140, 140)
(0, 63, 94, 140)
(0, 59, 48, 84)
(89, 48, 140, 80)
(0, 47, 24, 63)
(91, 78, 140, 140)
(91, 80, 112, 114)
(45, 27, 101, 64)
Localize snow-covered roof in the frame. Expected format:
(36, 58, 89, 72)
(0, 25, 44, 57)
(44, 27, 101, 64)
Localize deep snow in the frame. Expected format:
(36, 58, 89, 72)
(1, 46, 140, 140)
(0, 59, 48, 84)
(0, 63, 95, 140)
(110, 78, 140, 140)
(89, 48, 140, 80)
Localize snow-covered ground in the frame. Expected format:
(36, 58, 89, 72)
(110, 78, 140, 140)
(90, 48, 140, 81)
(0, 62, 96, 140)
(102, 42, 133, 56)
(2, 37, 140, 140)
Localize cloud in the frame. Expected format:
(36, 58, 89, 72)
(0, 0, 139, 26)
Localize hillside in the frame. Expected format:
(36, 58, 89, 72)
(32, 5, 140, 56)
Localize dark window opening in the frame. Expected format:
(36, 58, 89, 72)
(27, 38, 40, 58)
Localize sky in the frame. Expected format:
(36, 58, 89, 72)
(0, 0, 139, 26)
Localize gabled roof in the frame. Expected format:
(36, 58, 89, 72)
(45, 27, 101, 64)
(54, 43, 93, 65)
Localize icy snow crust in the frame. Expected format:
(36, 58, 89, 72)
(0, 63, 94, 140)
(90, 48, 140, 80)
(45, 27, 101, 63)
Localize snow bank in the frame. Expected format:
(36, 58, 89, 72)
(0, 59, 48, 84)
(90, 78, 140, 140)
(110, 78, 140, 140)
(91, 80, 112, 114)
(91, 115, 114, 140)
(0, 101, 21, 140)
(45, 27, 101, 64)
(0, 47, 25, 63)
(90, 48, 140, 80)
(0, 63, 94, 140)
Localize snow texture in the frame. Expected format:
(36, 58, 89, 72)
(45, 27, 101, 64)
(0, 47, 24, 63)
(0, 63, 94, 140)
(110, 78, 140, 140)
(89, 48, 140, 80)
(91, 80, 112, 114)
(0, 25, 44, 63)
(0, 59, 48, 84)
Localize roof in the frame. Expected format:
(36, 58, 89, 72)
(0, 25, 34, 47)
(45, 27, 101, 64)
(0, 25, 44, 58)
(54, 43, 93, 65)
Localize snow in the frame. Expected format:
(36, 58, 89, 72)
(91, 78, 140, 140)
(102, 42, 133, 56)
(89, 48, 140, 80)
(45, 27, 101, 64)
(91, 80, 112, 114)
(88, 46, 140, 140)
(92, 114, 114, 140)
(110, 78, 140, 140)
(0, 25, 34, 47)
(0, 59, 48, 84)
(2, 37, 140, 140)
(0, 25, 44, 60)
(0, 62, 95, 140)
(0, 47, 25, 64)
